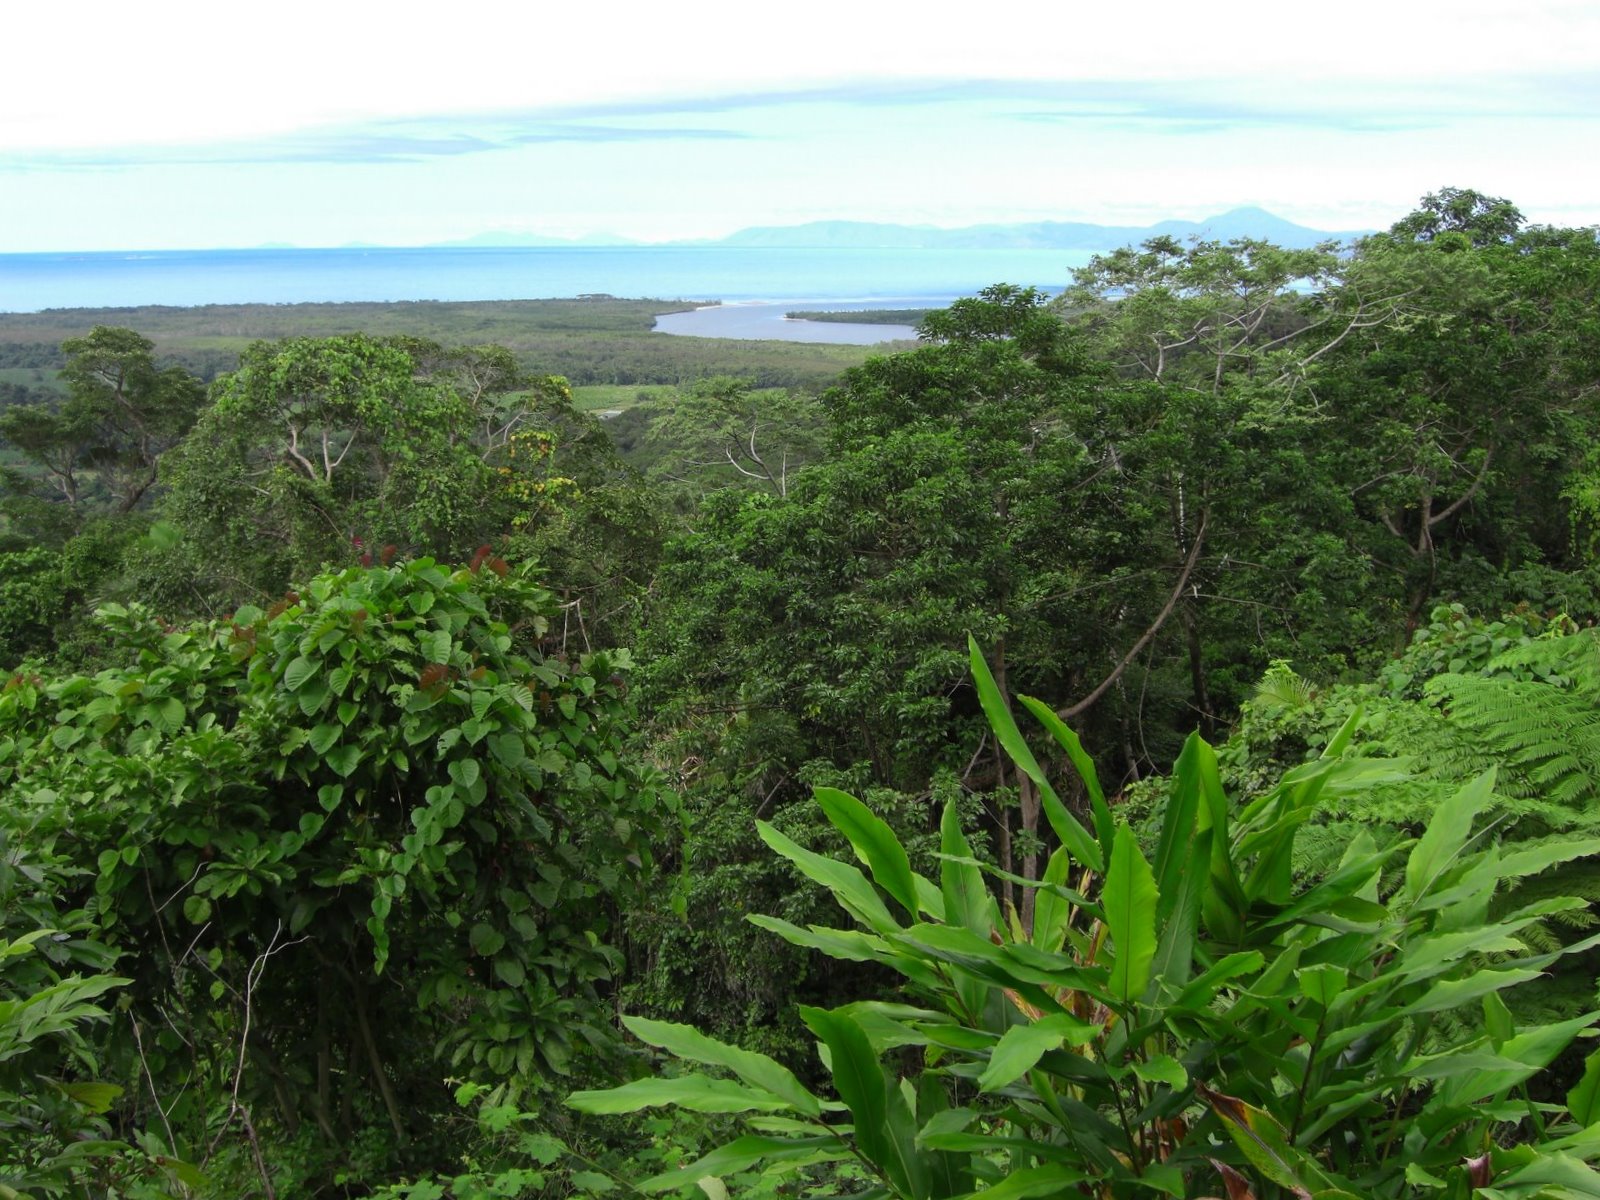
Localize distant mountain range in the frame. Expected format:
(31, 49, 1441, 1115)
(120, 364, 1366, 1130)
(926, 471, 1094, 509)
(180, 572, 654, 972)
(433, 208, 1370, 252)
(431, 231, 639, 248)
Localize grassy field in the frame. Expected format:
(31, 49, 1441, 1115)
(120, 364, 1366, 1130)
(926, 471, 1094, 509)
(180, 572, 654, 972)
(570, 384, 677, 413)
(0, 299, 881, 391)
(0, 367, 63, 393)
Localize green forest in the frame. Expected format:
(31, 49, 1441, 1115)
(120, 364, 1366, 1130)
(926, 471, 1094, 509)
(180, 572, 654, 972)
(7, 187, 1600, 1199)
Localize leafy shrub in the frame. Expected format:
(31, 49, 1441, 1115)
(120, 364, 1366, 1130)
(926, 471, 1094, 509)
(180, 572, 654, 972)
(0, 556, 674, 1190)
(571, 639, 1600, 1199)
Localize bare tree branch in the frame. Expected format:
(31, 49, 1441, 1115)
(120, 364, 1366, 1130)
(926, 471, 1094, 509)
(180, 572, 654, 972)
(1058, 512, 1209, 722)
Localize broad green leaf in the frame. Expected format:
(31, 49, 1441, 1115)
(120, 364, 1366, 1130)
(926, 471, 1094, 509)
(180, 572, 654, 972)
(746, 917, 942, 990)
(1016, 695, 1115, 857)
(814, 787, 920, 918)
(1102, 824, 1158, 1006)
(283, 655, 318, 691)
(1493, 1152, 1600, 1197)
(1030, 847, 1074, 954)
(968, 636, 1102, 872)
(469, 923, 505, 957)
(1131, 1054, 1187, 1090)
(1153, 734, 1209, 922)
(569, 1075, 792, 1114)
(1297, 965, 1348, 1008)
(1484, 991, 1515, 1049)
(1570, 1049, 1600, 1127)
(1404, 769, 1496, 905)
(1400, 968, 1543, 1017)
(308, 723, 341, 756)
(804, 1009, 930, 1200)
(325, 744, 361, 779)
(978, 1013, 1100, 1092)
(422, 628, 452, 664)
(1438, 1011, 1600, 1107)
(1405, 1162, 1448, 1188)
(491, 733, 526, 768)
(949, 1163, 1086, 1200)
(940, 800, 992, 938)
(757, 820, 898, 934)
(1200, 1083, 1334, 1195)
(638, 1136, 840, 1193)
(893, 924, 1095, 997)
(447, 758, 481, 790)
(622, 1016, 821, 1116)
(1194, 757, 1248, 944)
(1140, 1164, 1187, 1197)
(1146, 825, 1211, 998)
(58, 1081, 123, 1113)
(1497, 838, 1600, 881)
(915, 1107, 977, 1147)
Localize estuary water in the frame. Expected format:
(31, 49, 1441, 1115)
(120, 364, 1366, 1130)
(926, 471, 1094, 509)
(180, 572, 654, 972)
(0, 245, 1086, 331)
(655, 300, 922, 344)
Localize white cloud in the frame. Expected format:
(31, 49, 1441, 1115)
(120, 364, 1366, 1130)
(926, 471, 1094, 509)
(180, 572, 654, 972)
(0, 1, 1593, 249)
(5, 0, 1596, 151)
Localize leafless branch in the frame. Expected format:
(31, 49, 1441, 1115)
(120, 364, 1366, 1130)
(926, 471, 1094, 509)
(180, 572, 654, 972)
(1058, 512, 1209, 722)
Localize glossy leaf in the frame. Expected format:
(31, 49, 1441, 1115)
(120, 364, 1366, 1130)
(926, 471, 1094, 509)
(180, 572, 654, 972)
(1102, 824, 1158, 1006)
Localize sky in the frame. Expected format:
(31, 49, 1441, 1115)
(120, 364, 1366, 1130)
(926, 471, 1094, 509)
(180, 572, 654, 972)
(1, 0, 1597, 251)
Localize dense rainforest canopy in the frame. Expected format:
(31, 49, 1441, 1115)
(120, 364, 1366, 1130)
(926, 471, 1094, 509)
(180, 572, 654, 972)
(7, 189, 1600, 1198)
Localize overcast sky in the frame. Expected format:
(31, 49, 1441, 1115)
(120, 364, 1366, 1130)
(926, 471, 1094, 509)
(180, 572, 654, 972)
(2, 0, 1596, 250)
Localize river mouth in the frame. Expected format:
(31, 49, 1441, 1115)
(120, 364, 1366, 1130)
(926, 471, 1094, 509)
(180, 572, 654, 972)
(653, 299, 928, 344)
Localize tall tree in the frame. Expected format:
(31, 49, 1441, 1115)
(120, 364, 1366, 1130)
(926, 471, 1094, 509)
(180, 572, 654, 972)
(0, 326, 203, 520)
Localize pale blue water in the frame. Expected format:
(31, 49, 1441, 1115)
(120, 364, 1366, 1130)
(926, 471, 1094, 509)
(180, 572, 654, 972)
(0, 246, 1085, 315)
(657, 300, 922, 344)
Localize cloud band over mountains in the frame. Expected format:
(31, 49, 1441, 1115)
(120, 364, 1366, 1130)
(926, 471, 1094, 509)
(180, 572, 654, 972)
(3, 72, 1592, 171)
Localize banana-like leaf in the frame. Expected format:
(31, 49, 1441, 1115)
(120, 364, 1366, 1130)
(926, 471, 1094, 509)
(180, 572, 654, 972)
(939, 800, 993, 939)
(968, 637, 1102, 873)
(1570, 1048, 1600, 1127)
(1487, 1151, 1600, 1197)
(1153, 734, 1208, 923)
(815, 787, 922, 919)
(1146, 825, 1211, 999)
(1103, 824, 1158, 1007)
(1399, 967, 1544, 1017)
(1436, 1011, 1600, 1108)
(978, 1013, 1101, 1092)
(1198, 1082, 1331, 1198)
(947, 1163, 1088, 1200)
(802, 1007, 928, 1200)
(620, 1016, 822, 1116)
(745, 916, 943, 990)
(757, 820, 898, 934)
(639, 1135, 842, 1193)
(1496, 838, 1600, 881)
(1404, 769, 1496, 906)
(1015, 695, 1115, 859)
(568, 1075, 792, 1114)
(1030, 847, 1074, 955)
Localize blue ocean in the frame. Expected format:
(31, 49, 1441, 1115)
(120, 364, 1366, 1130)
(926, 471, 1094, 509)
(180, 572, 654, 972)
(0, 246, 1087, 314)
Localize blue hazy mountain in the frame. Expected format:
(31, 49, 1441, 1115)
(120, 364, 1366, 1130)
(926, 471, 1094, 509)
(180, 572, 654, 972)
(703, 208, 1369, 250)
(431, 208, 1366, 252)
(432, 231, 641, 248)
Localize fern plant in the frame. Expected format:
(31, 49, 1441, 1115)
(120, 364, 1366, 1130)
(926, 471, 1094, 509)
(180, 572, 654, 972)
(1213, 607, 1600, 1027)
